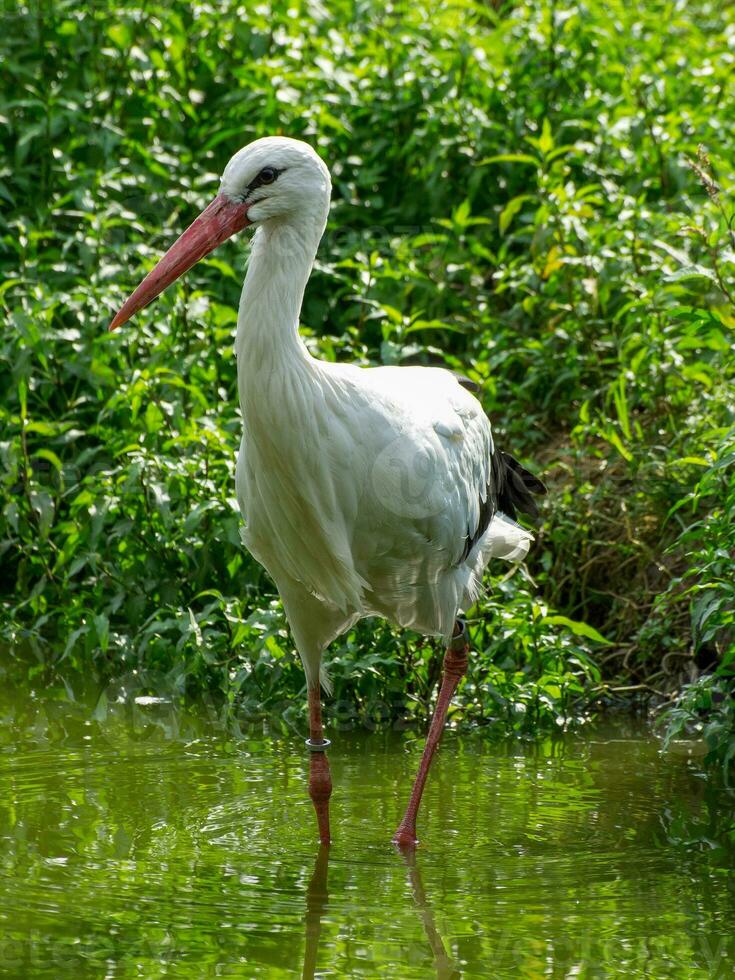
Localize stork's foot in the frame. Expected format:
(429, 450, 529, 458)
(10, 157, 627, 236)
(392, 821, 419, 849)
(392, 621, 469, 848)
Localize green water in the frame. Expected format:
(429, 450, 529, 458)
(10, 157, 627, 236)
(1, 691, 734, 978)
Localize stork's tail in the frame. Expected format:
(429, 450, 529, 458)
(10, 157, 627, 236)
(492, 450, 547, 521)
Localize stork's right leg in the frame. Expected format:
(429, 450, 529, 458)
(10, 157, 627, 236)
(393, 620, 469, 847)
(307, 685, 332, 845)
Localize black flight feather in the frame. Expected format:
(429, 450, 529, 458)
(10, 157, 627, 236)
(493, 450, 547, 521)
(454, 373, 480, 393)
(458, 450, 547, 563)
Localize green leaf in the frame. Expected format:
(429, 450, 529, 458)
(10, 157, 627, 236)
(671, 456, 710, 467)
(602, 428, 633, 462)
(107, 23, 132, 48)
(33, 448, 63, 472)
(499, 195, 533, 235)
(545, 616, 613, 645)
(94, 613, 109, 654)
(478, 153, 539, 167)
(538, 118, 554, 156)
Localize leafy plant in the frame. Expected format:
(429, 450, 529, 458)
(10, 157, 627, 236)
(1, 0, 734, 761)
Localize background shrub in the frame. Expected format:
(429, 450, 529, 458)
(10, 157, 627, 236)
(1, 0, 733, 765)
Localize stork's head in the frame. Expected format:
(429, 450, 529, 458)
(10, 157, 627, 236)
(221, 136, 331, 225)
(108, 136, 331, 331)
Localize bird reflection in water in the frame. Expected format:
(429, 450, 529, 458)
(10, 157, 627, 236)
(399, 849, 461, 979)
(301, 847, 460, 979)
(302, 845, 329, 980)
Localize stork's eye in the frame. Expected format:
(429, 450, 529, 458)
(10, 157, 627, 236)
(245, 166, 283, 197)
(257, 166, 278, 185)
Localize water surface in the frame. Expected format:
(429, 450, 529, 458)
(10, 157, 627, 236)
(1, 690, 733, 977)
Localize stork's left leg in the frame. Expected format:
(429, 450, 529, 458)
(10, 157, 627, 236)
(393, 621, 469, 847)
(307, 685, 332, 845)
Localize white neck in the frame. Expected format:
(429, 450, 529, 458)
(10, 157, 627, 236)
(234, 213, 325, 409)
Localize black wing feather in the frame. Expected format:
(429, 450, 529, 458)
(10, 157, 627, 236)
(454, 373, 480, 393)
(458, 450, 546, 563)
(493, 450, 547, 521)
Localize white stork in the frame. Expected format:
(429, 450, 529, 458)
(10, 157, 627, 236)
(109, 137, 545, 847)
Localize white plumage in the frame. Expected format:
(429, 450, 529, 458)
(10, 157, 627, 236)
(226, 138, 533, 689)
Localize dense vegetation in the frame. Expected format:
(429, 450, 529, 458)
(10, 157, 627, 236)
(1, 0, 733, 770)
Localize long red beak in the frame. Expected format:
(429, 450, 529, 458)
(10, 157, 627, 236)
(108, 193, 251, 331)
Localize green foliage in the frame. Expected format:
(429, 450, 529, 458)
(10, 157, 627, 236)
(655, 435, 735, 775)
(661, 674, 735, 779)
(1, 0, 733, 751)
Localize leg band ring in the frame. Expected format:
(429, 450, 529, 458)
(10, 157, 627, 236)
(450, 619, 467, 651)
(306, 738, 331, 752)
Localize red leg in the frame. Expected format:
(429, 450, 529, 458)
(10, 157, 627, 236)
(307, 686, 332, 845)
(393, 622, 469, 848)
